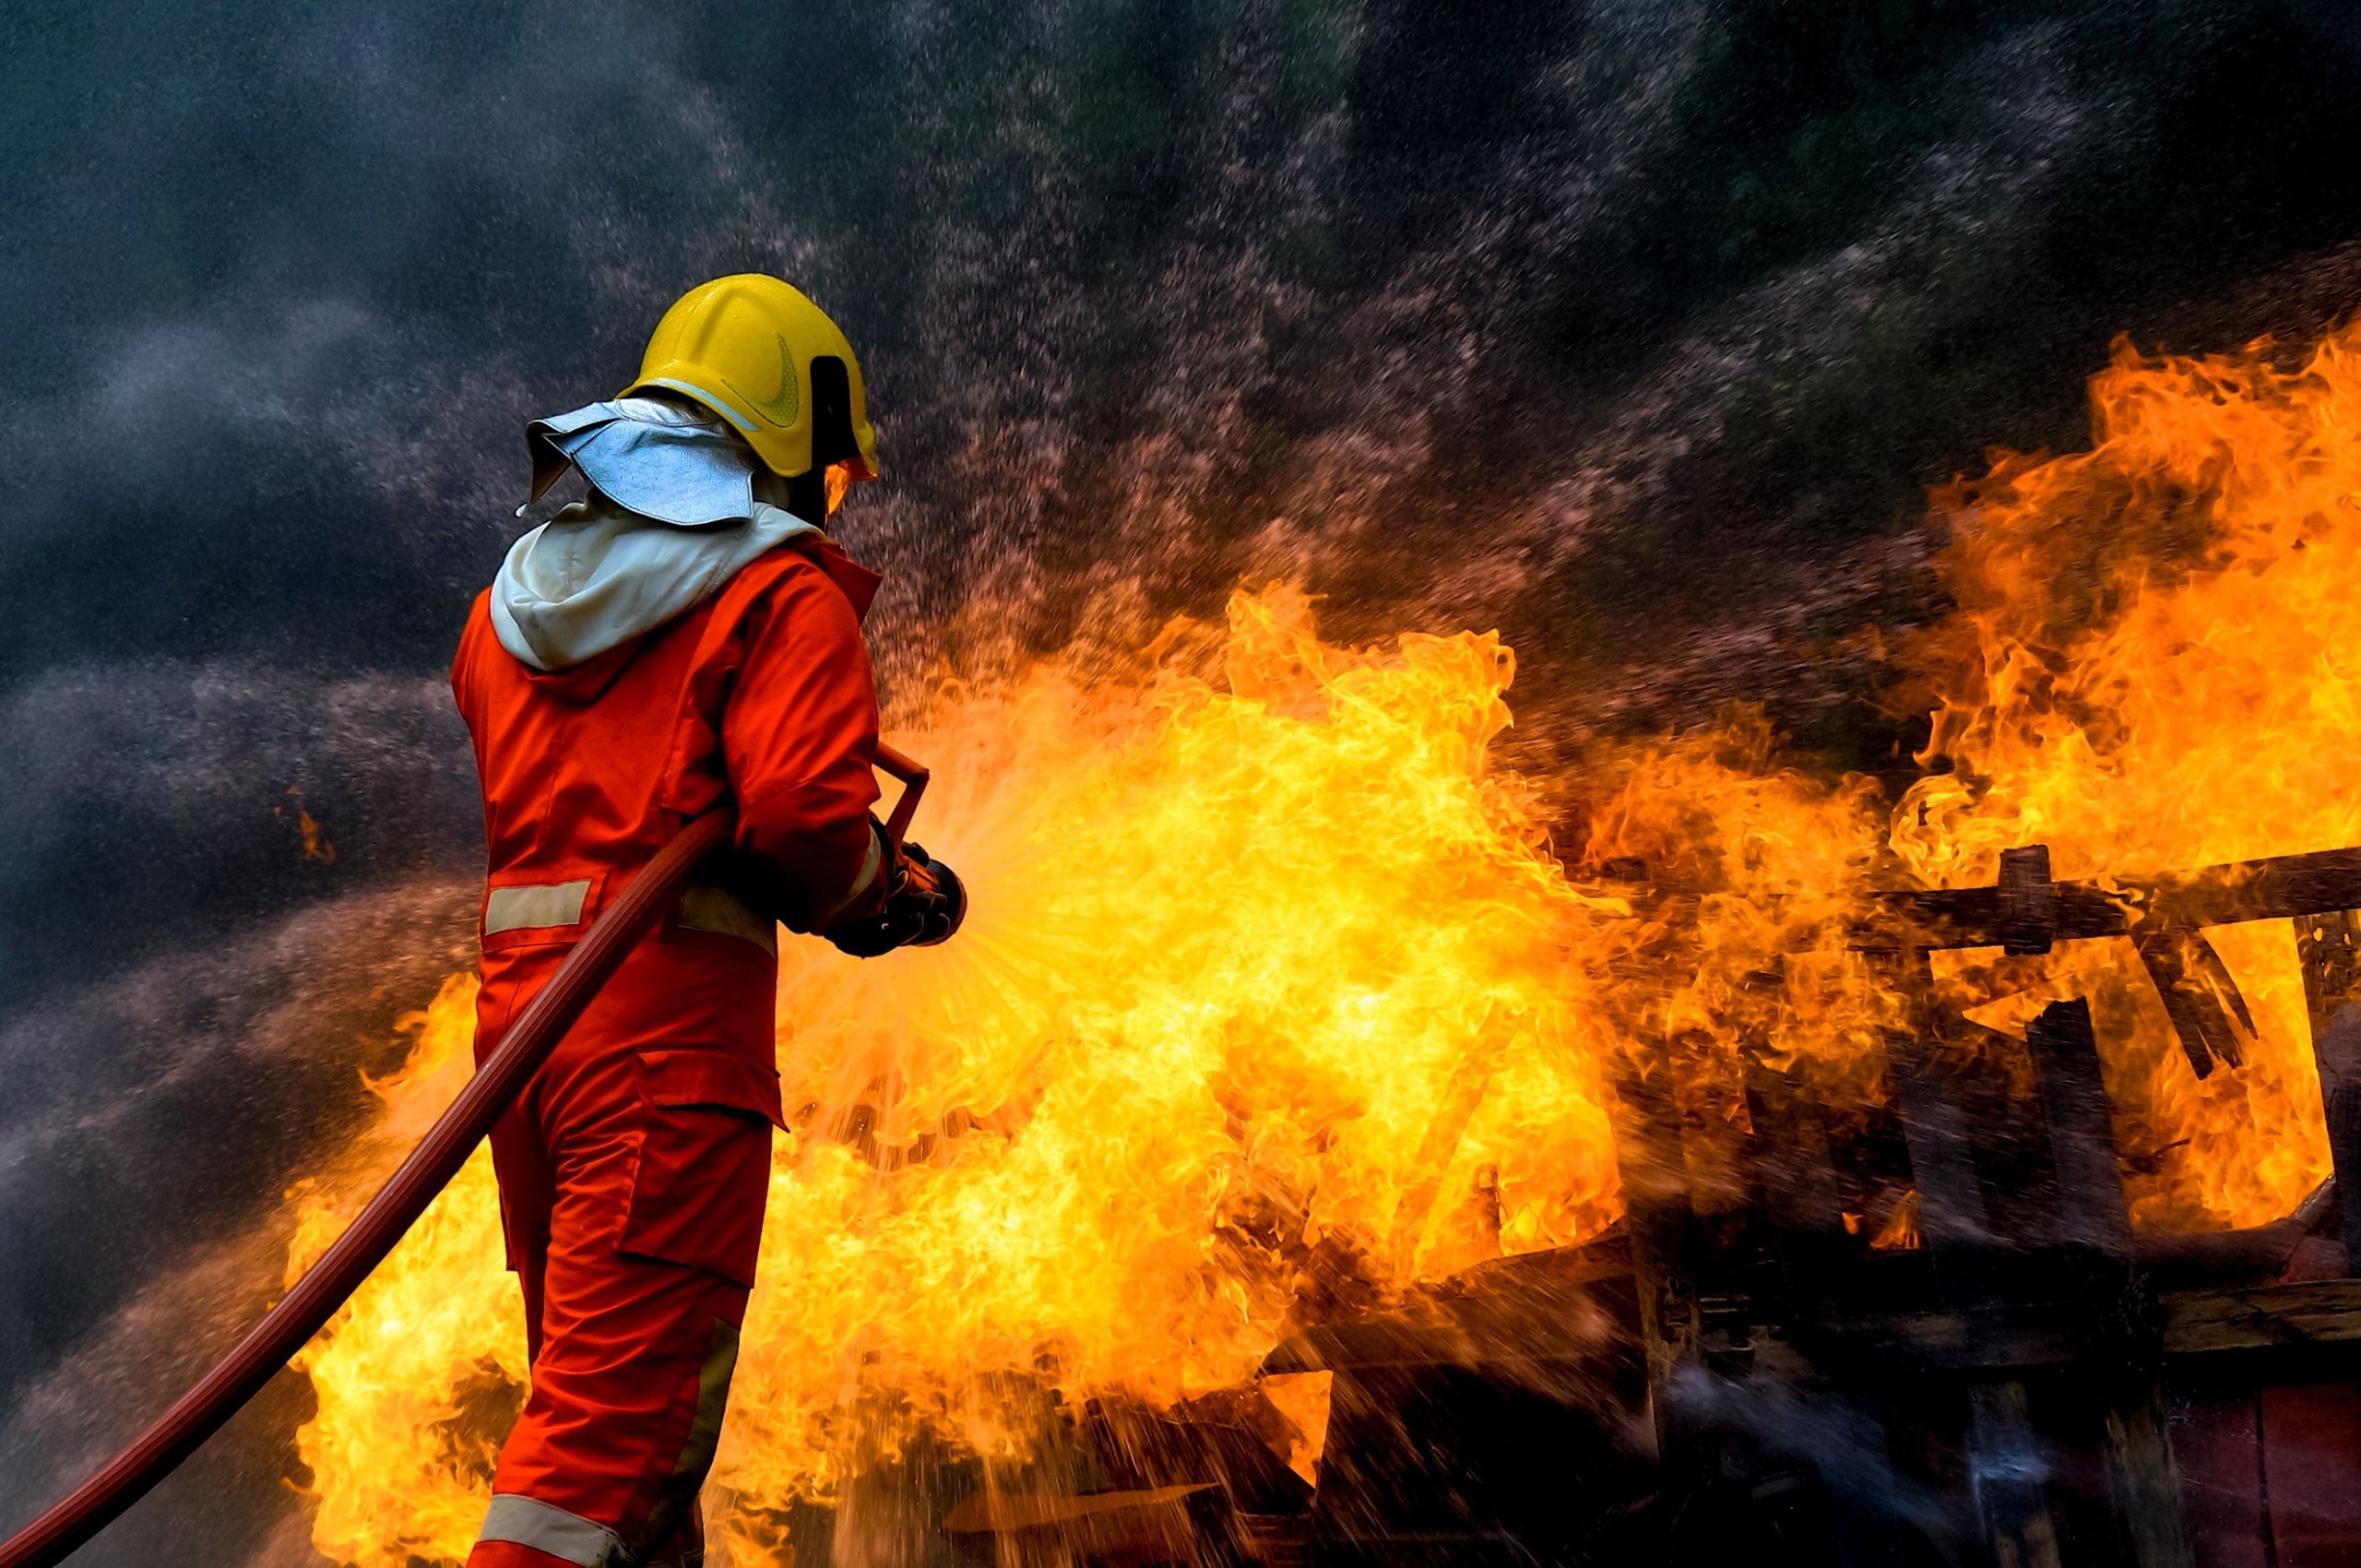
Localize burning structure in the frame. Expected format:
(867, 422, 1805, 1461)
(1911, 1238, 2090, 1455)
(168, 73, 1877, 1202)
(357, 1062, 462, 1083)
(271, 323, 2361, 1567)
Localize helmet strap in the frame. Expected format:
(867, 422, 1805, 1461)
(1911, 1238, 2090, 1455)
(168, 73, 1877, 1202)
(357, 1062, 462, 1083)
(784, 466, 832, 526)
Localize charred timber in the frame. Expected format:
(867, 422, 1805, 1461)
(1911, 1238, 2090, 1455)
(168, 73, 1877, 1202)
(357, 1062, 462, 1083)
(1869, 843, 2361, 952)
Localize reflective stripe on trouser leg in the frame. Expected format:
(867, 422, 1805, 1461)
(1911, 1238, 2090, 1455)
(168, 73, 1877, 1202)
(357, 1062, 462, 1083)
(631, 1318, 742, 1567)
(477, 1495, 628, 1568)
(477, 997, 764, 1558)
(475, 1318, 742, 1568)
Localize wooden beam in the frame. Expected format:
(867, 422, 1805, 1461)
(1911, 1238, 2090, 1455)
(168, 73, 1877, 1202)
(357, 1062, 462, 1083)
(1878, 844, 2361, 952)
(1882, 952, 2063, 1568)
(2023, 1000, 2135, 1258)
(2161, 1278, 2361, 1354)
(1821, 1303, 2078, 1370)
(2296, 909, 2361, 1274)
(1608, 1060, 1699, 1461)
(1965, 1381, 2065, 1568)
(2020, 999, 2205, 1565)
(1817, 1280, 2361, 1368)
(2100, 1383, 2197, 1568)
(1739, 1054, 1910, 1568)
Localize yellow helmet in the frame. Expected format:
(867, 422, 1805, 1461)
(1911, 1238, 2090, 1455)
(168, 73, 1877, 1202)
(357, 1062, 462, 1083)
(621, 275, 880, 481)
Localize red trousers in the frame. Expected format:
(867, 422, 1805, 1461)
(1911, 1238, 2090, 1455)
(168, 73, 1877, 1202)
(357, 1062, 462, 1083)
(448, 468, 888, 1568)
(467, 925, 782, 1568)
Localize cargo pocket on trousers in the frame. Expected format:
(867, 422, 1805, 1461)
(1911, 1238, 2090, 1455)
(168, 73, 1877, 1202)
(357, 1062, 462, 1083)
(621, 1050, 785, 1287)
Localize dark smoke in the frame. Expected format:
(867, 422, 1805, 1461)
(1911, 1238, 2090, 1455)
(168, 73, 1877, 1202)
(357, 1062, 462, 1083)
(3, 0, 2359, 1558)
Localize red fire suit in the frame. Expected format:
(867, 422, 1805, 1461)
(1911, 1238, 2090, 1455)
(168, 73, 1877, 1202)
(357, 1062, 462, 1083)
(450, 534, 885, 1568)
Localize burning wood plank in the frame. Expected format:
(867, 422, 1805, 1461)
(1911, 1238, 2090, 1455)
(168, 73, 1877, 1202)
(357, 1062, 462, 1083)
(939, 1484, 1224, 1568)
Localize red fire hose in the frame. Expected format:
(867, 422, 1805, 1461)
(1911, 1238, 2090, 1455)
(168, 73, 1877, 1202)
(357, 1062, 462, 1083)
(0, 748, 933, 1568)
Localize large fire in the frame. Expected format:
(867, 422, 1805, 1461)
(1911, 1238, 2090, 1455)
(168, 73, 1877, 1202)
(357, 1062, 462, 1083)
(1892, 325, 2357, 1229)
(289, 587, 1628, 1565)
(284, 322, 2359, 1563)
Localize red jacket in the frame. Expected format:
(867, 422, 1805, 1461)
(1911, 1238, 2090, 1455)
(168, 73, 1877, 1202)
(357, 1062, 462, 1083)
(451, 536, 886, 1064)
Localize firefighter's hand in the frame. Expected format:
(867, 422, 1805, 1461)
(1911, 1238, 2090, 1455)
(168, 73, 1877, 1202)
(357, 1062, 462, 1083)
(824, 839, 967, 957)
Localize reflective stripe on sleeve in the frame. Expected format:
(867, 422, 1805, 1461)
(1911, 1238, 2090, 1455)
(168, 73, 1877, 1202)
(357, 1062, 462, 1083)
(846, 826, 884, 903)
(484, 880, 592, 935)
(809, 826, 885, 932)
(477, 1494, 627, 1568)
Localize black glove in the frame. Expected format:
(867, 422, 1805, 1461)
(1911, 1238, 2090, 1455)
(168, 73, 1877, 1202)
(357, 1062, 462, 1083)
(824, 831, 967, 957)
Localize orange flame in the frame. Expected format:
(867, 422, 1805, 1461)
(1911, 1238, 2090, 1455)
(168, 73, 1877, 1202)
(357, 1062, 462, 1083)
(282, 322, 2361, 1561)
(291, 587, 1628, 1564)
(288, 974, 529, 1565)
(1892, 325, 2357, 1229)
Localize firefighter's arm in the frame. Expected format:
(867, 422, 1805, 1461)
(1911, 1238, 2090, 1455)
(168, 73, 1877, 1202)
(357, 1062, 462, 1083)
(718, 560, 887, 933)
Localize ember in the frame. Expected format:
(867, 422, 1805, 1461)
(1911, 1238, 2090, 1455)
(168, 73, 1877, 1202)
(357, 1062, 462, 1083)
(286, 323, 2361, 1565)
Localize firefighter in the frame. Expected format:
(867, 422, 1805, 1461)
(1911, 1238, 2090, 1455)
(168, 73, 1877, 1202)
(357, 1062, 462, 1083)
(449, 275, 963, 1568)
